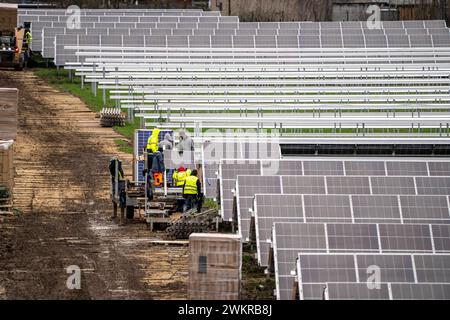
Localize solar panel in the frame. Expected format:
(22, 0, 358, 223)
(429, 162, 450, 176)
(432, 225, 450, 253)
(236, 175, 282, 200)
(325, 282, 390, 300)
(416, 177, 450, 195)
(255, 35, 277, 48)
(387, 35, 410, 47)
(344, 161, 386, 176)
(298, 35, 321, 48)
(400, 195, 450, 224)
(134, 129, 173, 182)
(378, 224, 433, 252)
(221, 162, 261, 180)
(365, 35, 388, 47)
(327, 224, 379, 252)
(390, 283, 450, 300)
(303, 161, 344, 176)
(265, 160, 303, 176)
(414, 255, 450, 282)
(351, 195, 401, 223)
(321, 35, 343, 48)
(386, 161, 428, 176)
(298, 254, 357, 292)
(282, 176, 326, 194)
(303, 195, 352, 223)
(410, 34, 433, 47)
(325, 282, 450, 300)
(275, 221, 450, 300)
(236, 175, 282, 239)
(326, 176, 371, 194)
(254, 194, 304, 266)
(237, 197, 255, 240)
(370, 177, 416, 195)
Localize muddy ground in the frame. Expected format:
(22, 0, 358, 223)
(0, 71, 188, 300)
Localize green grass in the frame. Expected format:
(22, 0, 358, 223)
(34, 68, 115, 112)
(113, 117, 140, 140)
(114, 139, 133, 154)
(34, 67, 141, 150)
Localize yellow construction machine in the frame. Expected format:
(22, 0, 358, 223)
(0, 4, 29, 70)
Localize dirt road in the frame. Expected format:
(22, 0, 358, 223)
(0, 71, 188, 300)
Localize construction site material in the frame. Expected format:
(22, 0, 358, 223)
(0, 140, 14, 201)
(188, 233, 241, 300)
(167, 209, 219, 239)
(99, 108, 126, 127)
(0, 88, 18, 141)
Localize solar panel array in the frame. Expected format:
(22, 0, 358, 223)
(296, 253, 450, 300)
(272, 222, 450, 299)
(216, 158, 450, 300)
(226, 159, 450, 241)
(203, 142, 281, 199)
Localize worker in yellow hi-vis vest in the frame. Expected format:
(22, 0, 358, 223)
(146, 128, 160, 170)
(182, 169, 202, 213)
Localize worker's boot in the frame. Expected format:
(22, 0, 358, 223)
(110, 202, 118, 220)
(119, 207, 126, 226)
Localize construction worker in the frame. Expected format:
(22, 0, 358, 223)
(151, 147, 165, 187)
(109, 157, 126, 225)
(177, 130, 194, 153)
(159, 133, 174, 151)
(183, 169, 202, 213)
(146, 128, 160, 170)
(173, 166, 189, 187)
(24, 29, 32, 48)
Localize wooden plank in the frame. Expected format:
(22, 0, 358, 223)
(148, 240, 189, 246)
(0, 88, 18, 141)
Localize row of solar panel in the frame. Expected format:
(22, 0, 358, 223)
(273, 223, 450, 299)
(18, 13, 445, 29)
(42, 26, 450, 37)
(293, 253, 450, 300)
(322, 282, 450, 300)
(234, 174, 450, 300)
(254, 194, 450, 267)
(222, 159, 450, 179)
(234, 175, 450, 242)
(18, 10, 218, 17)
(22, 15, 234, 24)
(217, 159, 450, 222)
(54, 35, 450, 65)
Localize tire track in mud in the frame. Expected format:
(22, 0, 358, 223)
(0, 71, 188, 300)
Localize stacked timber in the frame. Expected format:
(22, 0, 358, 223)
(0, 88, 18, 141)
(0, 88, 18, 213)
(0, 140, 14, 214)
(188, 233, 241, 300)
(100, 108, 126, 127)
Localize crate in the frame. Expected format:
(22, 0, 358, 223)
(188, 233, 242, 300)
(0, 140, 14, 193)
(0, 4, 17, 34)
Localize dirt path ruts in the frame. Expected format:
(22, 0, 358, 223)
(0, 71, 188, 300)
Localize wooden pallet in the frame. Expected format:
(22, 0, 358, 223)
(0, 197, 13, 215)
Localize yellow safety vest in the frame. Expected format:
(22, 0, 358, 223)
(184, 176, 199, 195)
(25, 31, 32, 45)
(146, 134, 159, 153)
(174, 171, 188, 187)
